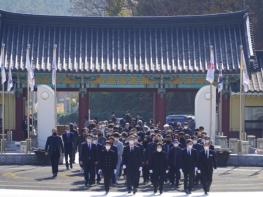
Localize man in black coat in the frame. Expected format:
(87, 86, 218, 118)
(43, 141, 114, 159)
(79, 134, 97, 186)
(198, 141, 217, 195)
(69, 123, 79, 164)
(62, 126, 74, 169)
(122, 136, 143, 194)
(182, 139, 198, 194)
(98, 141, 117, 195)
(168, 140, 183, 187)
(45, 129, 64, 177)
(149, 143, 168, 194)
(193, 136, 203, 185)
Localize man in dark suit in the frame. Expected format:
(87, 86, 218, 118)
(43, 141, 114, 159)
(122, 136, 143, 194)
(182, 139, 198, 194)
(98, 141, 117, 195)
(199, 141, 217, 195)
(193, 136, 203, 185)
(79, 134, 97, 186)
(62, 126, 74, 169)
(45, 128, 64, 177)
(69, 123, 79, 164)
(168, 140, 183, 187)
(149, 143, 168, 194)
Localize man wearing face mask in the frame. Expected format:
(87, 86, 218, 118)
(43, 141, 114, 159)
(168, 140, 183, 187)
(122, 136, 143, 194)
(62, 126, 74, 170)
(79, 134, 97, 186)
(98, 141, 117, 195)
(192, 136, 203, 185)
(149, 143, 168, 194)
(182, 139, 198, 194)
(45, 128, 64, 178)
(198, 141, 217, 195)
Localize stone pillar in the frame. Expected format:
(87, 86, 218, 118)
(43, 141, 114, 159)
(257, 138, 263, 149)
(153, 89, 166, 127)
(221, 94, 230, 137)
(247, 135, 256, 148)
(79, 88, 89, 133)
(215, 136, 228, 148)
(15, 88, 25, 141)
(229, 138, 240, 154)
(240, 141, 250, 154)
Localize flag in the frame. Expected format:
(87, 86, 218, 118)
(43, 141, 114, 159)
(217, 69, 223, 93)
(240, 46, 250, 92)
(7, 66, 13, 92)
(52, 44, 57, 87)
(1, 44, 6, 85)
(26, 45, 34, 91)
(206, 45, 215, 83)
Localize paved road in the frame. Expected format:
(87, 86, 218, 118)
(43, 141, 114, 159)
(1, 165, 263, 193)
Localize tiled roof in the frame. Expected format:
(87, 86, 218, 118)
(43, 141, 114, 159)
(0, 10, 253, 74)
(248, 51, 263, 92)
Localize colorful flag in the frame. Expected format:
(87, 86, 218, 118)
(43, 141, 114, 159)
(7, 66, 13, 91)
(52, 44, 57, 87)
(1, 44, 6, 85)
(26, 45, 34, 91)
(217, 69, 223, 93)
(240, 46, 250, 92)
(206, 45, 215, 83)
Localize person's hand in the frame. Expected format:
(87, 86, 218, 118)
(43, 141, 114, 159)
(45, 152, 48, 156)
(139, 167, 142, 172)
(98, 169, 102, 174)
(197, 170, 201, 173)
(195, 167, 198, 172)
(166, 170, 169, 173)
(149, 170, 153, 174)
(114, 169, 117, 174)
(123, 165, 126, 169)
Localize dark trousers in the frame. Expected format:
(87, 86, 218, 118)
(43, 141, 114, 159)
(103, 169, 113, 192)
(127, 169, 140, 191)
(50, 154, 59, 175)
(64, 150, 73, 167)
(153, 172, 165, 192)
(84, 164, 95, 184)
(169, 167, 181, 185)
(201, 170, 213, 192)
(143, 164, 150, 182)
(183, 170, 194, 192)
(95, 165, 101, 183)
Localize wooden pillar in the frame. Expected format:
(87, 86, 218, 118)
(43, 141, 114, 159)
(153, 89, 166, 127)
(222, 94, 230, 137)
(79, 89, 89, 133)
(15, 92, 24, 141)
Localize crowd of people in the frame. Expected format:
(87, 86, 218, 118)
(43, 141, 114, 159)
(45, 112, 217, 195)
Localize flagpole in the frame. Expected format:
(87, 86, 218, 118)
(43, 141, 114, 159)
(1, 44, 5, 148)
(239, 46, 243, 141)
(209, 83, 213, 138)
(52, 44, 57, 127)
(27, 44, 30, 141)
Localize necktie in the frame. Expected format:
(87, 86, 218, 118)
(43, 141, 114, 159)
(206, 150, 209, 158)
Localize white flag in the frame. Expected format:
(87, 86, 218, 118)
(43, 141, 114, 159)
(206, 46, 215, 83)
(217, 69, 223, 93)
(26, 45, 34, 91)
(240, 46, 250, 92)
(7, 66, 13, 92)
(1, 44, 6, 85)
(52, 44, 57, 87)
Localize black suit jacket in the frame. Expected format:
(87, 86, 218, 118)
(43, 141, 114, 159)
(99, 149, 117, 171)
(79, 142, 97, 166)
(122, 146, 143, 171)
(149, 151, 168, 173)
(182, 148, 198, 173)
(198, 149, 217, 172)
(62, 132, 74, 152)
(168, 146, 183, 169)
(45, 135, 64, 157)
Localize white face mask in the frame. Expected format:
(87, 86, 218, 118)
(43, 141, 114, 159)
(93, 140, 98, 144)
(66, 130, 70, 133)
(187, 145, 193, 149)
(205, 140, 210, 144)
(173, 143, 179, 147)
(105, 145, 111, 151)
(157, 148, 162, 152)
(87, 139, 92, 143)
(129, 140, 135, 145)
(193, 140, 197, 144)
